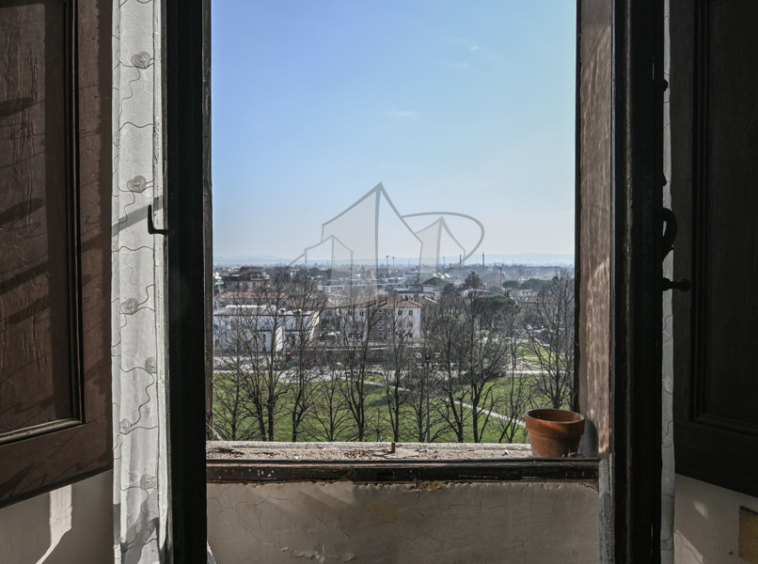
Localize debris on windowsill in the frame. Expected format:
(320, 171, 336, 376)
(206, 441, 533, 461)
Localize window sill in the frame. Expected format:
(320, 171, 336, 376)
(206, 442, 598, 484)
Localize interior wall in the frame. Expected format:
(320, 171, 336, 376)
(208, 480, 599, 564)
(0, 470, 113, 564)
(675, 474, 758, 564)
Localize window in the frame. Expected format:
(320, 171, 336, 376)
(176, 0, 668, 559)
(0, 1, 674, 558)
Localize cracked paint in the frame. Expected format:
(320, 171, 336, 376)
(208, 481, 599, 564)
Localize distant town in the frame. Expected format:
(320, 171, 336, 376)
(211, 260, 575, 445)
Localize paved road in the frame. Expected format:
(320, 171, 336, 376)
(361, 380, 525, 428)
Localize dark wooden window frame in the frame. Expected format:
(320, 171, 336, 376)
(166, 1, 667, 562)
(165, 0, 211, 560)
(0, 0, 113, 508)
(576, 1, 666, 562)
(612, 0, 667, 560)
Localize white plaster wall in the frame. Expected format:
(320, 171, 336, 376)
(0, 470, 113, 564)
(208, 481, 599, 564)
(675, 474, 758, 563)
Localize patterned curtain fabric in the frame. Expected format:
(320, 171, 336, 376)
(112, 0, 169, 562)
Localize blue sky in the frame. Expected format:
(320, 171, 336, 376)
(212, 1, 576, 262)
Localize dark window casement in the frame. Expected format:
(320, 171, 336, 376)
(671, 0, 758, 498)
(577, 0, 666, 562)
(172, 0, 668, 562)
(0, 0, 113, 507)
(165, 0, 211, 560)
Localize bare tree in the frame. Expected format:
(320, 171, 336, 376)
(403, 303, 438, 443)
(305, 349, 351, 441)
(471, 294, 532, 444)
(428, 294, 470, 442)
(333, 292, 382, 441)
(458, 293, 513, 443)
(212, 341, 257, 440)
(213, 299, 266, 440)
(492, 331, 534, 444)
(403, 350, 447, 443)
(213, 278, 291, 441)
(379, 298, 417, 441)
(370, 406, 388, 442)
(524, 268, 575, 410)
(284, 273, 327, 441)
(493, 373, 532, 444)
(423, 290, 519, 443)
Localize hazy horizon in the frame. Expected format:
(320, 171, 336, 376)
(213, 253, 575, 270)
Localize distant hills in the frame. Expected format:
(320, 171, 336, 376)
(214, 254, 293, 266)
(215, 184, 574, 271)
(471, 254, 574, 266)
(213, 253, 574, 268)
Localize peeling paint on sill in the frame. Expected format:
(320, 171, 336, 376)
(207, 481, 601, 564)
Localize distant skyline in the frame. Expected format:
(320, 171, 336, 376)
(212, 2, 576, 262)
(214, 253, 575, 269)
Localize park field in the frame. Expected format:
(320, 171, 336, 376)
(208, 371, 568, 445)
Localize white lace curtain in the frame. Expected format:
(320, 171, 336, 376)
(112, 0, 169, 562)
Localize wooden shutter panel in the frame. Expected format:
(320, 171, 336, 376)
(0, 0, 112, 507)
(671, 0, 758, 498)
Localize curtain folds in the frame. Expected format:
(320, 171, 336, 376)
(112, 0, 169, 562)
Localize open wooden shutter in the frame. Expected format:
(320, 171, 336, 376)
(0, 0, 112, 507)
(671, 0, 758, 498)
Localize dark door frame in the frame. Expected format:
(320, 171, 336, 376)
(163, 1, 666, 562)
(165, 0, 211, 561)
(612, 0, 666, 562)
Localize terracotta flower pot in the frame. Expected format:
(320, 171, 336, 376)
(525, 408, 586, 458)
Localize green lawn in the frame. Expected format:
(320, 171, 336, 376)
(212, 372, 538, 444)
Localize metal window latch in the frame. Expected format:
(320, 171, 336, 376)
(650, 78, 669, 92)
(147, 204, 169, 235)
(662, 277, 691, 292)
(661, 207, 691, 292)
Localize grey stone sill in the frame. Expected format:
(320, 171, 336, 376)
(207, 441, 533, 461)
(206, 442, 599, 484)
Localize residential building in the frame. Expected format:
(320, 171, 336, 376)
(213, 305, 285, 354)
(328, 297, 423, 342)
(392, 284, 441, 301)
(218, 266, 270, 292)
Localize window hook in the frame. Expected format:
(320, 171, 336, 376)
(661, 207, 690, 292)
(147, 204, 169, 235)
